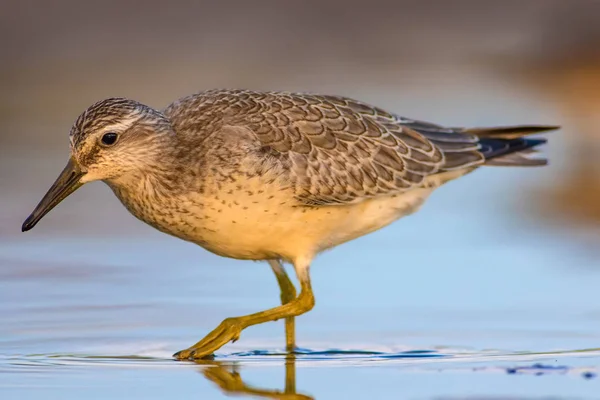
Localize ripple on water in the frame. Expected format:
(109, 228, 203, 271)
(223, 347, 447, 362)
(0, 347, 447, 371)
(1, 346, 598, 379)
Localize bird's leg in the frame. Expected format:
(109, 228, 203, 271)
(268, 259, 297, 353)
(174, 263, 314, 360)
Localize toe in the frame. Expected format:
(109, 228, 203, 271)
(173, 349, 192, 360)
(189, 348, 215, 360)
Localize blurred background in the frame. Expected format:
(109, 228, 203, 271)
(2, 0, 600, 239)
(1, 1, 600, 399)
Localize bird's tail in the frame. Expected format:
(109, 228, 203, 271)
(463, 125, 558, 167)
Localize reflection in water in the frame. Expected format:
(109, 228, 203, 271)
(197, 356, 313, 400)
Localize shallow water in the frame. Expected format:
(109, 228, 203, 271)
(2, 164, 600, 399)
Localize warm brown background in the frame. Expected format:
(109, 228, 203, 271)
(2, 0, 599, 240)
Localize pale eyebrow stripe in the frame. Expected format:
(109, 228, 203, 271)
(99, 117, 140, 134)
(70, 114, 141, 150)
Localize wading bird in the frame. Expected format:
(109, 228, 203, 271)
(22, 90, 556, 360)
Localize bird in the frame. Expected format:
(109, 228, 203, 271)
(21, 89, 557, 360)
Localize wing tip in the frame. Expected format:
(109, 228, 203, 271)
(465, 125, 560, 138)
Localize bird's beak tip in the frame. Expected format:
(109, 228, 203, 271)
(21, 217, 34, 232)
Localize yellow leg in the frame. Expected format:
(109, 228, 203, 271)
(268, 260, 297, 353)
(174, 263, 314, 360)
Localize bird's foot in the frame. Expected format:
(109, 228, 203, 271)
(173, 317, 244, 360)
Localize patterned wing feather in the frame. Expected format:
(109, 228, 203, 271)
(165, 90, 552, 206)
(235, 92, 448, 205)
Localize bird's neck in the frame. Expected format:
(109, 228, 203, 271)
(105, 162, 188, 229)
(107, 156, 183, 198)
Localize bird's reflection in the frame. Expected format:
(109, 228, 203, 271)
(195, 355, 313, 400)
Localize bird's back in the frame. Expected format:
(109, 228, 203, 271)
(163, 89, 556, 203)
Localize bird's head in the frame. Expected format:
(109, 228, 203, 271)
(22, 98, 174, 232)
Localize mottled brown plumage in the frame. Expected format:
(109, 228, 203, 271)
(165, 90, 452, 205)
(23, 89, 557, 360)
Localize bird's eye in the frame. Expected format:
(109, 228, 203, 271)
(101, 132, 118, 146)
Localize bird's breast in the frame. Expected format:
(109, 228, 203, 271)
(108, 176, 435, 263)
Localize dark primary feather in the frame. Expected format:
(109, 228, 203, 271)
(401, 121, 557, 170)
(463, 125, 558, 139)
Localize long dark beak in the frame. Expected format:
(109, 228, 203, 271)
(22, 157, 85, 232)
